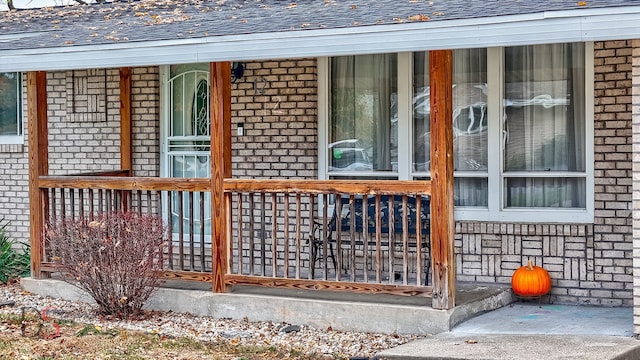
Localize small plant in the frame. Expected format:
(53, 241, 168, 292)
(46, 212, 167, 319)
(0, 219, 30, 284)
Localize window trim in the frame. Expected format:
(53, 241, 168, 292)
(318, 43, 595, 223)
(0, 72, 23, 145)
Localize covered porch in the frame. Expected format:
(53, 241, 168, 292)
(27, 55, 458, 312)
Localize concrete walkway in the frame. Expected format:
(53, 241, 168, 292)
(377, 302, 639, 360)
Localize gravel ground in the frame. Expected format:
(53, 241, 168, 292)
(0, 283, 421, 359)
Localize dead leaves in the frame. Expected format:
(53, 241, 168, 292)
(408, 14, 430, 22)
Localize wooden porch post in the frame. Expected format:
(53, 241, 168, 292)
(429, 50, 456, 309)
(27, 71, 49, 279)
(119, 67, 132, 174)
(210, 62, 232, 293)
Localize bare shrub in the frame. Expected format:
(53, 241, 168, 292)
(46, 212, 167, 318)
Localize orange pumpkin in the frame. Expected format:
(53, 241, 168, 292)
(511, 260, 552, 297)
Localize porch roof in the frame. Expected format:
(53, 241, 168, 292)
(1, 0, 640, 72)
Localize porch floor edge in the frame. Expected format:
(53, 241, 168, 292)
(20, 278, 513, 335)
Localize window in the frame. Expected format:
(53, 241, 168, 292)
(319, 43, 594, 223)
(0, 72, 22, 144)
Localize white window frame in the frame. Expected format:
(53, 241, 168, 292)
(0, 72, 24, 145)
(318, 43, 594, 224)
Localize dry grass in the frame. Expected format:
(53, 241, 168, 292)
(0, 313, 332, 360)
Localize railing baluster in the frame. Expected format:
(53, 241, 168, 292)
(97, 189, 103, 214)
(362, 195, 369, 283)
(69, 188, 75, 220)
(335, 195, 342, 282)
(349, 194, 356, 283)
(389, 196, 395, 284)
(166, 191, 173, 270)
(375, 194, 381, 283)
(178, 191, 184, 271)
(260, 192, 266, 277)
(249, 193, 255, 276)
(137, 190, 143, 214)
(321, 193, 328, 281)
(283, 194, 290, 278)
(271, 194, 277, 278)
(238, 193, 244, 275)
(88, 189, 94, 221)
(60, 188, 66, 220)
(295, 193, 301, 279)
(309, 194, 315, 280)
(189, 191, 195, 271)
(51, 188, 57, 225)
(105, 190, 112, 214)
(416, 197, 423, 286)
(403, 195, 409, 285)
(200, 191, 205, 272)
(78, 189, 84, 221)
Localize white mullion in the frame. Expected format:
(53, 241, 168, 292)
(317, 56, 329, 181)
(397, 52, 411, 180)
(487, 47, 503, 215)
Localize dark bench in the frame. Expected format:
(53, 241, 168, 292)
(311, 194, 430, 284)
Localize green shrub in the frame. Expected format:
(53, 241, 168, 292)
(0, 219, 31, 284)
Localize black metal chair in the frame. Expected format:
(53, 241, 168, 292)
(310, 195, 431, 284)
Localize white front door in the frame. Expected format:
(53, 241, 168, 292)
(161, 64, 211, 237)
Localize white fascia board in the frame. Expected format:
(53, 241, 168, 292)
(2, 6, 640, 72)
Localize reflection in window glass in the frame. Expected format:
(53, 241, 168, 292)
(413, 49, 488, 207)
(503, 43, 585, 208)
(330, 54, 398, 173)
(0, 72, 21, 137)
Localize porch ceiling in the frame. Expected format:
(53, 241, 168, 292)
(1, 0, 640, 72)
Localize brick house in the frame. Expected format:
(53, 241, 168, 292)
(2, 0, 640, 334)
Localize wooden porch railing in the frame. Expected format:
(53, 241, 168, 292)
(37, 176, 433, 297)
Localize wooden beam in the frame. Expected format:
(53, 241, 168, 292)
(119, 67, 133, 174)
(27, 71, 49, 279)
(429, 50, 456, 309)
(210, 61, 232, 293)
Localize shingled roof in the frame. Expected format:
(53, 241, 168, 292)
(1, 0, 640, 71)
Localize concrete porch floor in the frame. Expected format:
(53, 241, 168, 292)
(21, 278, 512, 335)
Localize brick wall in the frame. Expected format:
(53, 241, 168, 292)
(630, 39, 640, 334)
(231, 59, 318, 178)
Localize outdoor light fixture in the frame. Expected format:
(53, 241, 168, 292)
(231, 62, 245, 83)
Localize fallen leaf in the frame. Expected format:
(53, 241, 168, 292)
(577, 1, 587, 5)
(465, 339, 478, 344)
(408, 14, 430, 22)
(286, 3, 297, 9)
(350, 5, 356, 9)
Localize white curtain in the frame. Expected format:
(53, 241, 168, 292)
(503, 43, 585, 208)
(330, 54, 397, 172)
